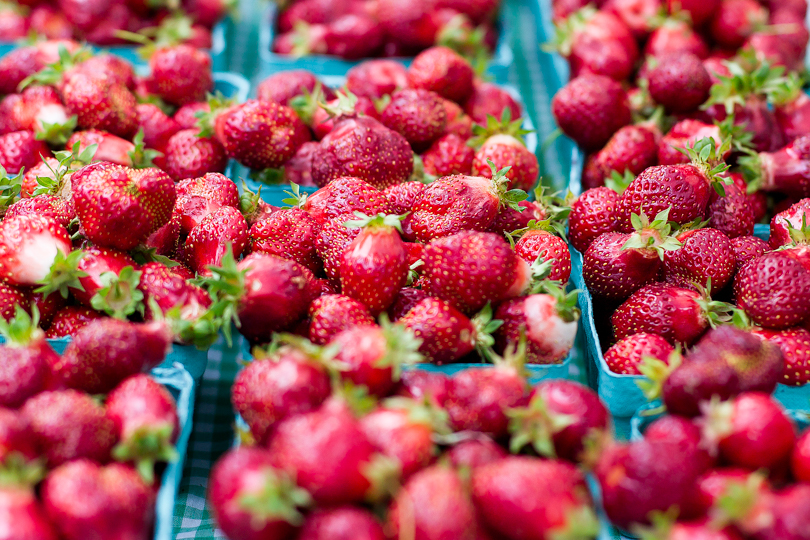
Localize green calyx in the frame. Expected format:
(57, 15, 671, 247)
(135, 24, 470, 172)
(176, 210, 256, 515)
(770, 71, 804, 107)
(193, 245, 246, 346)
(280, 181, 308, 209)
(251, 167, 288, 187)
(704, 57, 788, 115)
(0, 165, 23, 217)
(128, 129, 162, 169)
(343, 211, 407, 234)
(35, 114, 77, 146)
(239, 181, 265, 216)
(112, 423, 178, 485)
(715, 114, 754, 156)
(258, 333, 340, 369)
(547, 505, 601, 540)
(195, 91, 236, 138)
(697, 395, 736, 458)
(693, 281, 737, 328)
(0, 453, 45, 489)
(90, 265, 145, 320)
(507, 391, 576, 457)
(780, 213, 810, 245)
(0, 305, 41, 346)
(319, 90, 358, 119)
(544, 5, 597, 56)
(238, 467, 313, 527)
(374, 314, 424, 381)
(362, 453, 402, 503)
(35, 249, 88, 299)
(289, 20, 316, 58)
(537, 278, 581, 323)
(468, 108, 532, 149)
(33, 140, 97, 197)
(710, 471, 767, 528)
(382, 396, 452, 435)
(604, 169, 635, 195)
(470, 302, 503, 360)
(489, 333, 530, 382)
(436, 13, 489, 76)
(116, 12, 195, 59)
(487, 159, 528, 211)
(621, 208, 682, 259)
(158, 296, 227, 350)
(677, 137, 732, 195)
(332, 380, 379, 418)
(737, 152, 763, 193)
(288, 82, 327, 125)
(632, 507, 680, 540)
(635, 350, 682, 402)
(18, 44, 92, 90)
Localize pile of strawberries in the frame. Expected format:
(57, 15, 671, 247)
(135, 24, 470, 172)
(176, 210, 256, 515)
(272, 0, 500, 61)
(0, 312, 181, 539)
(0, 0, 230, 47)
(550, 0, 810, 386)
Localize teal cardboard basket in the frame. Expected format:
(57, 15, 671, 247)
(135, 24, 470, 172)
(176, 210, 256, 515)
(256, 1, 514, 83)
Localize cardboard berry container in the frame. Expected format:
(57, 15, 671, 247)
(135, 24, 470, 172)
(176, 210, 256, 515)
(229, 75, 539, 208)
(255, 1, 514, 84)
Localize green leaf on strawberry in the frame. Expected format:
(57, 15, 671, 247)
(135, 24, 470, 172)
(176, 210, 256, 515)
(89, 265, 145, 320)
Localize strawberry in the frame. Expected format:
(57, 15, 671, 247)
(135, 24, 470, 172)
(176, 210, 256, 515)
(734, 252, 810, 329)
(163, 128, 228, 181)
(382, 181, 425, 239)
(45, 305, 102, 338)
(381, 89, 447, 153)
(106, 374, 178, 483)
(706, 182, 755, 239)
(65, 129, 135, 166)
(407, 46, 475, 105)
(645, 18, 709, 59)
(267, 397, 382, 505)
(232, 339, 332, 444)
(793, 429, 810, 482)
(137, 262, 211, 323)
(257, 70, 335, 106)
(340, 213, 409, 315)
(135, 103, 181, 156)
(582, 209, 681, 300)
(736, 484, 810, 540)
(323, 14, 384, 59)
(730, 235, 770, 272)
(603, 332, 675, 375)
(145, 45, 213, 106)
(603, 0, 661, 39)
(495, 285, 580, 364)
(471, 134, 539, 192)
(0, 306, 56, 409)
(249, 208, 321, 274)
(410, 166, 527, 242)
(583, 125, 658, 189)
(315, 214, 360, 282)
(0, 214, 71, 287)
(59, 72, 138, 139)
(656, 120, 722, 166)
(447, 435, 507, 469)
(175, 172, 239, 236)
(1, 85, 72, 143)
(4, 195, 74, 229)
(568, 186, 621, 252)
(464, 82, 522, 126)
(612, 283, 731, 346)
(709, 0, 768, 48)
(0, 130, 51, 174)
(42, 460, 155, 540)
(769, 198, 810, 248)
(423, 230, 528, 314)
(422, 133, 475, 177)
(303, 176, 392, 226)
(310, 116, 414, 190)
(773, 78, 810, 144)
(22, 390, 116, 466)
(513, 229, 572, 282)
(386, 465, 478, 540)
(663, 228, 736, 293)
(698, 392, 796, 471)
(472, 456, 599, 539)
(740, 135, 810, 199)
(647, 52, 712, 113)
(375, 0, 440, 50)
(53, 318, 171, 393)
(173, 102, 210, 129)
(299, 506, 386, 540)
(280, 141, 320, 187)
(185, 206, 249, 274)
(387, 287, 430, 321)
(753, 327, 810, 386)
(443, 98, 474, 139)
(397, 369, 451, 406)
(551, 74, 631, 151)
(0, 485, 59, 540)
(208, 447, 310, 540)
(28, 290, 65, 329)
(71, 162, 176, 251)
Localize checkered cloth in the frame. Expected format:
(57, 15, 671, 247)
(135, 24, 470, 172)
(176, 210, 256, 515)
(169, 0, 570, 536)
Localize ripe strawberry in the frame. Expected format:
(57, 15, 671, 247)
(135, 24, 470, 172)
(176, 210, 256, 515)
(734, 252, 810, 329)
(257, 70, 335, 106)
(137, 262, 211, 324)
(71, 162, 176, 251)
(709, 0, 767, 48)
(175, 172, 239, 236)
(299, 506, 385, 540)
(303, 176, 391, 226)
(375, 0, 440, 49)
(397, 370, 450, 407)
(60, 72, 138, 139)
(446, 435, 507, 470)
(0, 130, 52, 174)
(0, 214, 71, 287)
(0, 280, 28, 323)
(0, 306, 56, 408)
(698, 392, 796, 471)
(663, 228, 735, 293)
(1, 85, 71, 142)
(163, 128, 228, 181)
(106, 374, 178, 483)
(0, 485, 59, 540)
(65, 129, 135, 166)
(793, 430, 810, 482)
(568, 187, 621, 252)
(310, 116, 413, 190)
(0, 47, 41, 96)
(423, 231, 528, 314)
(173, 102, 209, 129)
(209, 447, 310, 540)
(249, 208, 320, 274)
(53, 319, 171, 394)
(731, 235, 770, 272)
(42, 460, 155, 540)
(135, 103, 181, 156)
(386, 465, 478, 540)
(324, 14, 385, 59)
(769, 198, 810, 248)
(707, 182, 755, 239)
(45, 305, 102, 338)
(551, 74, 631, 151)
(603, 0, 661, 39)
(308, 294, 374, 346)
(406, 46, 474, 105)
(514, 229, 572, 282)
(145, 45, 213, 106)
(22, 390, 116, 466)
(740, 135, 810, 199)
(443, 98, 474, 139)
(604, 332, 675, 374)
(463, 81, 522, 126)
(339, 214, 409, 315)
(472, 134, 539, 192)
(232, 340, 332, 445)
(381, 181, 425, 240)
(386, 287, 429, 322)
(381, 89, 447, 153)
(422, 133, 475, 177)
(5, 194, 74, 229)
(647, 52, 712, 113)
(582, 125, 658, 189)
(645, 18, 709, 58)
(753, 327, 810, 387)
(315, 214, 360, 282)
(267, 398, 381, 505)
(473, 456, 598, 539)
(185, 206, 249, 274)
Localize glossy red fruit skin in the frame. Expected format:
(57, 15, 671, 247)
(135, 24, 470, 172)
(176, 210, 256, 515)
(60, 73, 138, 138)
(346, 60, 407, 100)
(45, 305, 102, 338)
(185, 206, 249, 275)
(734, 252, 810, 329)
(299, 506, 386, 540)
(583, 125, 659, 189)
(410, 175, 499, 242)
(445, 366, 527, 438)
(753, 327, 810, 387)
(146, 45, 213, 106)
(257, 70, 335, 106)
(0, 130, 52, 174)
(464, 81, 522, 126)
(644, 416, 714, 480)
(569, 187, 620, 253)
(360, 406, 435, 479)
(308, 294, 375, 345)
(663, 228, 735, 293)
(769, 198, 810, 248)
(398, 297, 476, 364)
(208, 447, 298, 540)
(407, 46, 474, 105)
(397, 370, 450, 407)
(329, 326, 400, 397)
(0, 336, 55, 408)
(647, 52, 712, 113)
(0, 484, 59, 540)
(0, 407, 39, 462)
(582, 231, 661, 300)
(304, 177, 391, 226)
(515, 230, 572, 282)
(472, 135, 540, 192)
(422, 133, 475, 177)
(604, 332, 675, 375)
(707, 183, 755, 239)
(175, 172, 239, 236)
(0, 214, 71, 287)
(249, 208, 321, 274)
(612, 284, 708, 346)
(447, 436, 507, 470)
(792, 430, 810, 482)
(267, 399, 375, 505)
(163, 129, 228, 181)
(381, 89, 447, 153)
(730, 236, 770, 272)
(645, 19, 709, 58)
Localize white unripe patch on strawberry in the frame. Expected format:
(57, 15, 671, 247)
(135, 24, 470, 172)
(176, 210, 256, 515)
(34, 104, 68, 129)
(505, 257, 531, 298)
(11, 232, 70, 284)
(482, 134, 521, 148)
(523, 294, 578, 359)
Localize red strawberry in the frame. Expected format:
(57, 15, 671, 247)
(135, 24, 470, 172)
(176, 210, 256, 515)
(793, 429, 810, 482)
(345, 60, 407, 101)
(308, 294, 375, 345)
(603, 0, 661, 39)
(303, 176, 392, 226)
(163, 128, 228, 181)
(582, 125, 658, 189)
(463, 82, 522, 126)
(603, 332, 675, 375)
(145, 45, 213, 106)
(734, 252, 810, 329)
(135, 103, 181, 155)
(698, 392, 796, 471)
(472, 134, 539, 192)
(0, 47, 41, 96)
(0, 280, 27, 323)
(106, 374, 178, 483)
(398, 296, 484, 365)
(397, 369, 450, 406)
(740, 135, 810, 199)
(45, 305, 102, 338)
(551, 74, 631, 151)
(472, 456, 598, 539)
(569, 186, 621, 252)
(707, 182, 755, 239)
(647, 52, 712, 113)
(0, 214, 71, 287)
(753, 327, 810, 387)
(0, 485, 59, 540)
(22, 390, 116, 466)
(514, 229, 572, 282)
(65, 129, 135, 166)
(60, 72, 138, 138)
(257, 70, 335, 106)
(645, 18, 709, 58)
(5, 195, 74, 230)
(249, 208, 321, 274)
(709, 0, 767, 48)
(657, 119, 723, 166)
(382, 181, 425, 240)
(387, 287, 430, 321)
(407, 46, 474, 105)
(185, 206, 249, 274)
(731, 235, 770, 271)
(42, 460, 155, 540)
(137, 261, 211, 321)
(443, 98, 474, 139)
(446, 435, 506, 470)
(323, 14, 384, 59)
(71, 162, 176, 251)
(146, 212, 182, 257)
(769, 198, 810, 248)
(0, 306, 57, 408)
(386, 465, 478, 540)
(663, 228, 735, 293)
(422, 133, 475, 177)
(173, 102, 209, 129)
(315, 214, 360, 282)
(299, 506, 385, 540)
(0, 130, 51, 174)
(311, 116, 413, 190)
(375, 0, 439, 49)
(231, 340, 332, 444)
(175, 172, 239, 236)
(53, 319, 170, 393)
(208, 447, 309, 540)
(381, 89, 447, 153)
